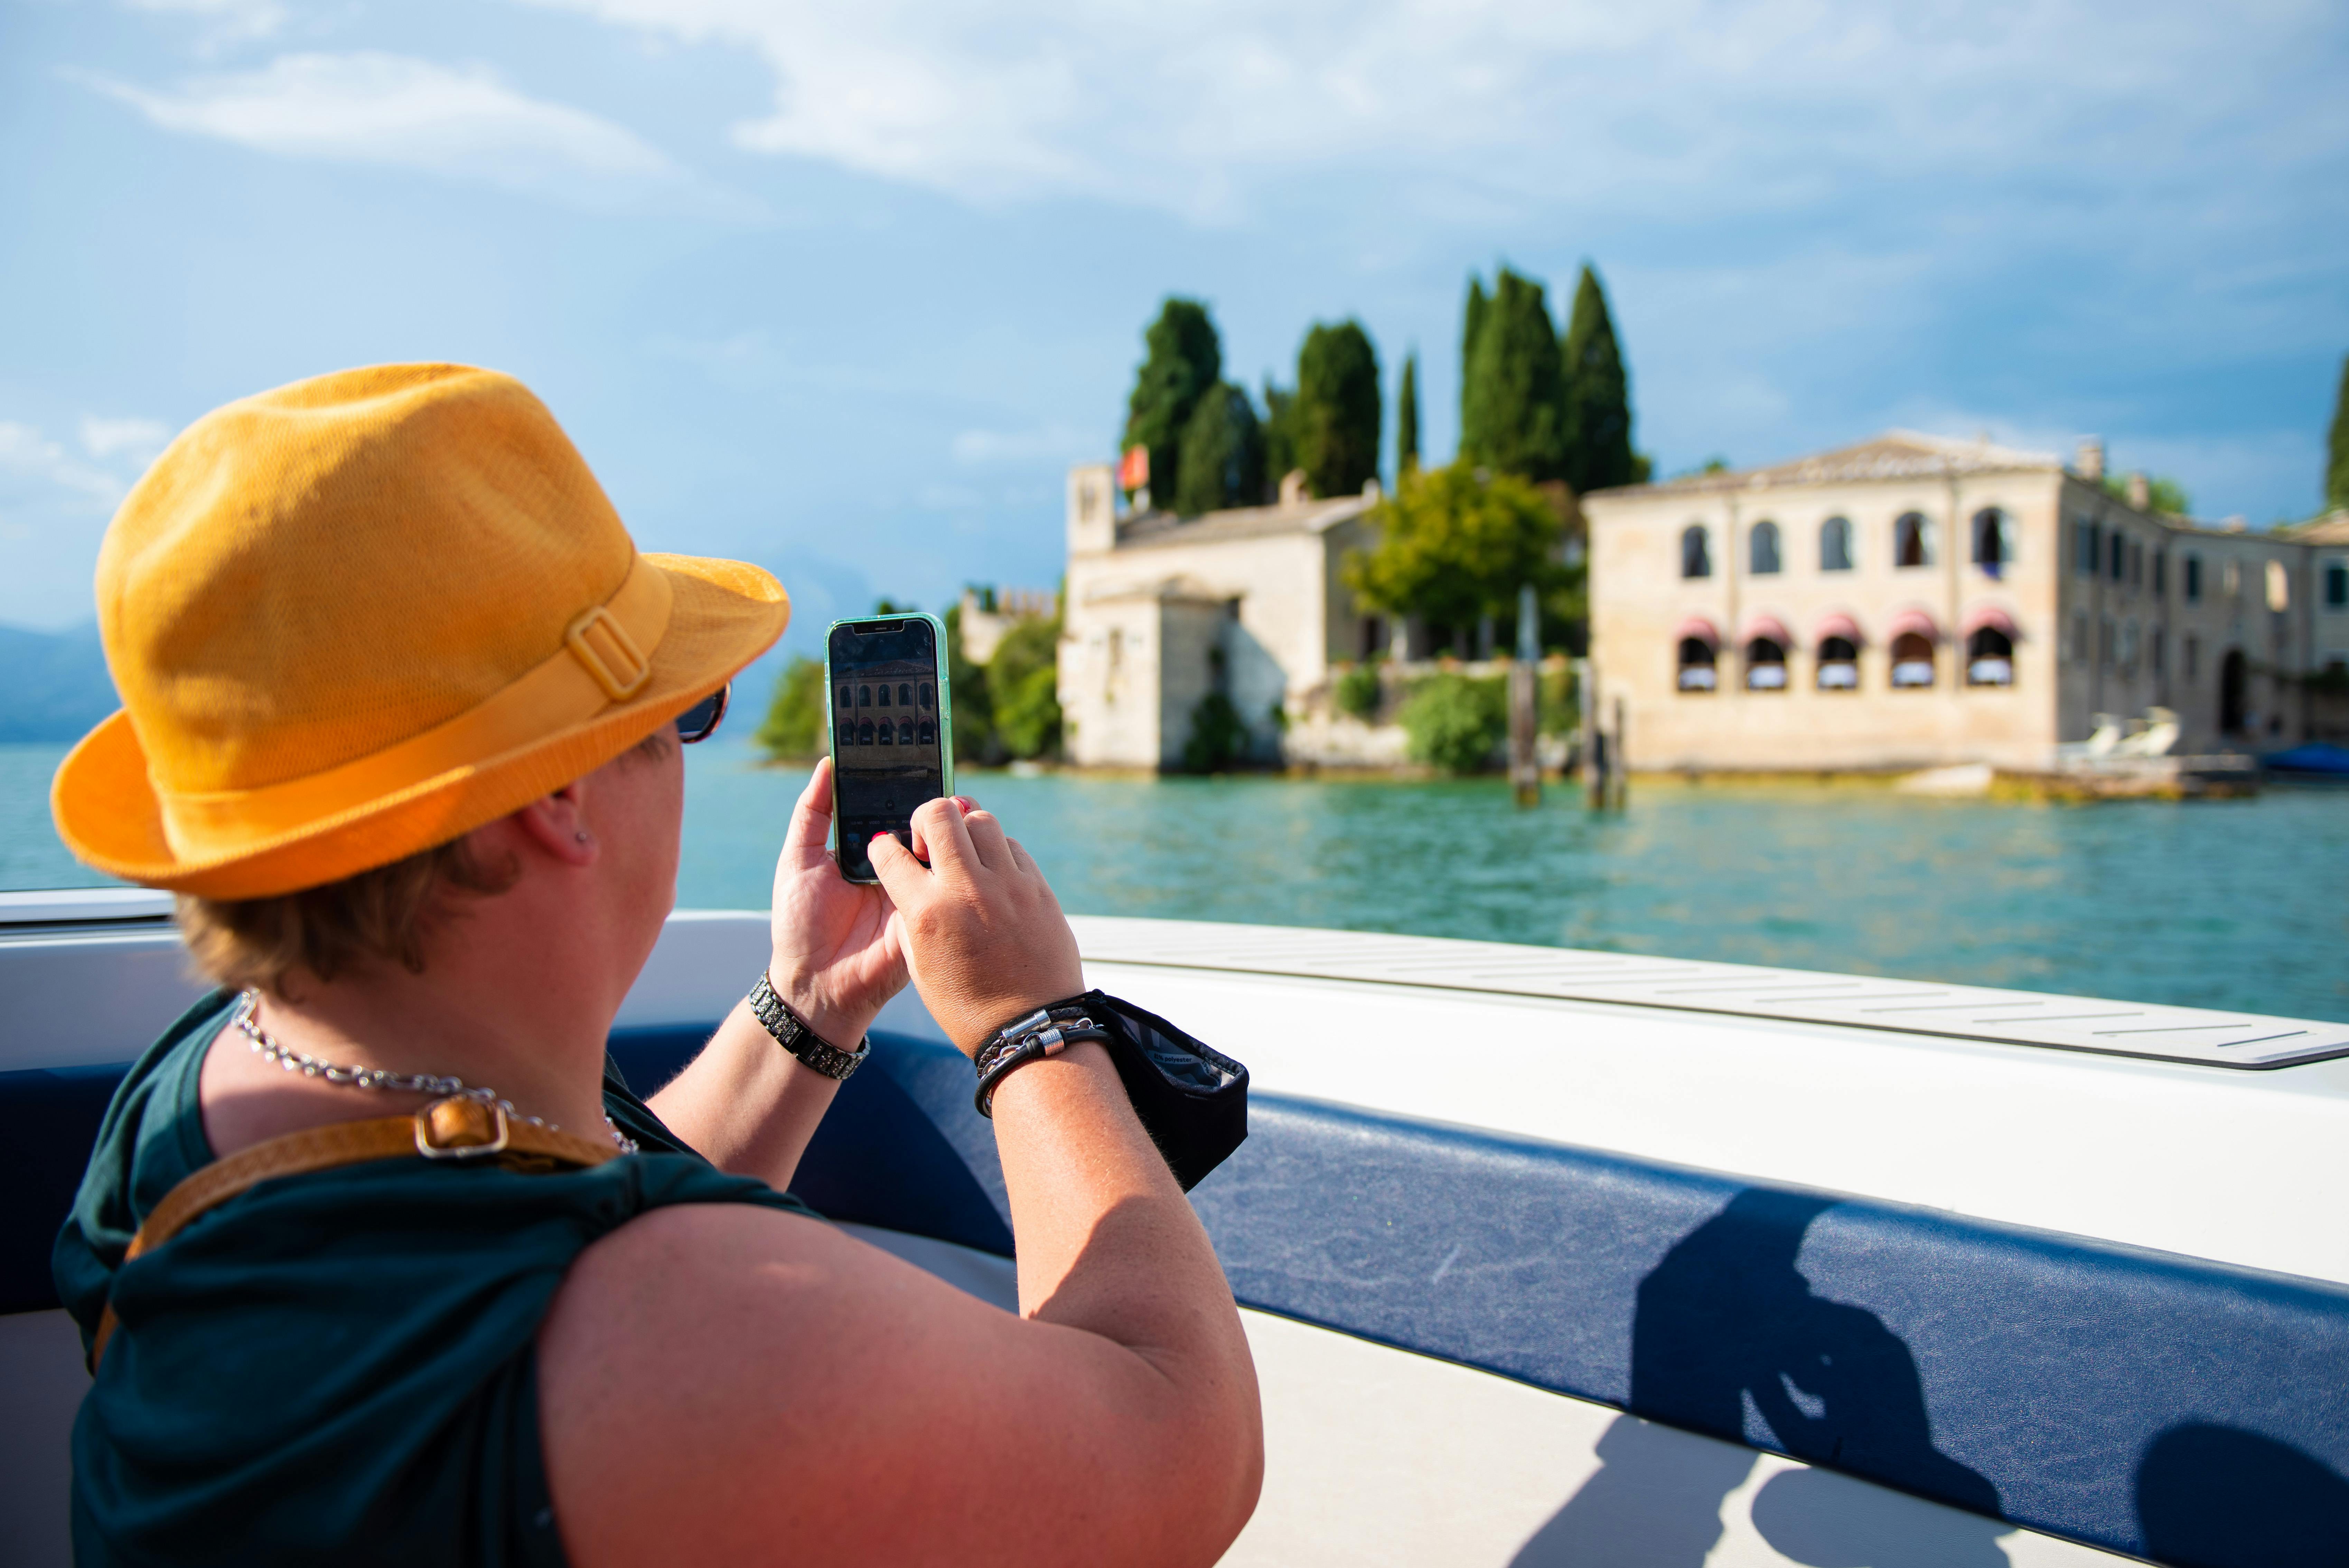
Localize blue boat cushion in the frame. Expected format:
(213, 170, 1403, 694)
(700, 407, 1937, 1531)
(9, 1024, 2348, 1566)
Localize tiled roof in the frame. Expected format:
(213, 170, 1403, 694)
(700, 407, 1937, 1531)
(1591, 431, 2063, 498)
(1113, 493, 1375, 551)
(2282, 510, 2349, 545)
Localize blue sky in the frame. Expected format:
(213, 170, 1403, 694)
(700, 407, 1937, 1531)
(3, 0, 2346, 663)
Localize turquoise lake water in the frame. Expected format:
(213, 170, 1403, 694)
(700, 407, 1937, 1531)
(8, 737, 2346, 1023)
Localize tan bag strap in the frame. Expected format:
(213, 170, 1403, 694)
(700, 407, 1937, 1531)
(89, 1098, 617, 1371)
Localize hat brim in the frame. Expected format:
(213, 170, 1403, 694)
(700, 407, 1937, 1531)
(52, 554, 789, 899)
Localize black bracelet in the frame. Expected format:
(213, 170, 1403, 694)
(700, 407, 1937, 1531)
(972, 997, 1112, 1118)
(748, 972, 870, 1081)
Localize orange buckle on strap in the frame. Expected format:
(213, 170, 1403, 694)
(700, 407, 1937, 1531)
(565, 606, 652, 701)
(415, 1097, 511, 1159)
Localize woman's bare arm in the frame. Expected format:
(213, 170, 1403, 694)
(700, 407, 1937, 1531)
(646, 759, 903, 1187)
(538, 796, 1263, 1566)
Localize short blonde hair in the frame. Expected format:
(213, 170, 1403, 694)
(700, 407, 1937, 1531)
(177, 836, 517, 996)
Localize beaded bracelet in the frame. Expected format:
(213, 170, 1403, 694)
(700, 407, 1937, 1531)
(972, 999, 1113, 1118)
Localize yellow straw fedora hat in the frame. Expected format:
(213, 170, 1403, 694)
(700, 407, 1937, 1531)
(51, 362, 789, 900)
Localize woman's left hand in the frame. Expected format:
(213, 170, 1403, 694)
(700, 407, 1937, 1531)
(767, 758, 908, 1046)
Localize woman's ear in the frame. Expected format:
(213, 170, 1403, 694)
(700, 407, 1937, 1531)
(511, 779, 597, 867)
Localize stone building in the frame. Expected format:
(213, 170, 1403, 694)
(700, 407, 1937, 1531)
(1056, 464, 1385, 768)
(1583, 432, 2341, 772)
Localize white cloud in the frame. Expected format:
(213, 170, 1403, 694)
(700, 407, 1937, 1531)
(950, 421, 1089, 466)
(72, 52, 746, 213)
(122, 0, 289, 45)
(80, 417, 175, 466)
(0, 423, 128, 507)
(523, 0, 2349, 226)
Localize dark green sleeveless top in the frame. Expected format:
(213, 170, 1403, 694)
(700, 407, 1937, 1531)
(53, 992, 816, 1568)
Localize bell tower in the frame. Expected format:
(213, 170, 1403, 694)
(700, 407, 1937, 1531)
(1067, 463, 1117, 556)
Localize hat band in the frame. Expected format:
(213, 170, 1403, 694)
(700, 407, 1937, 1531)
(152, 556, 676, 862)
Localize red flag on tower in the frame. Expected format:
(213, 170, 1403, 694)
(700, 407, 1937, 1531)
(1119, 445, 1149, 492)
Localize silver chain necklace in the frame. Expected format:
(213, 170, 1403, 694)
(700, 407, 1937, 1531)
(231, 990, 639, 1155)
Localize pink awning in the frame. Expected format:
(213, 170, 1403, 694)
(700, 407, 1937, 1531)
(1962, 604, 2020, 639)
(1814, 612, 1863, 646)
(1740, 614, 1793, 649)
(1673, 615, 1721, 651)
(1884, 607, 1940, 643)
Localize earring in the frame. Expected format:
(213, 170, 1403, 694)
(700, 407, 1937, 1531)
(575, 830, 591, 845)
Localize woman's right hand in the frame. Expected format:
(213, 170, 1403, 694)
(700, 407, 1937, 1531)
(867, 796, 1084, 1058)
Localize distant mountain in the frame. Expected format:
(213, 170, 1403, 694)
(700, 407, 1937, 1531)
(0, 623, 119, 743)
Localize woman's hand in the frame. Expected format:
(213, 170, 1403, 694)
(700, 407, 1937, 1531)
(867, 795, 1084, 1058)
(767, 758, 908, 1047)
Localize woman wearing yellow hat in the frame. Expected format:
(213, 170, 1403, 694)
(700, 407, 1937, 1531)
(48, 364, 1263, 1565)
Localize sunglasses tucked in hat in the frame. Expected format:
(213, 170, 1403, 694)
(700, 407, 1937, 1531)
(51, 363, 789, 900)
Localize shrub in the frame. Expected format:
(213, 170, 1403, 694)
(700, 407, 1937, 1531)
(756, 655, 828, 760)
(1538, 663, 1579, 738)
(1182, 692, 1250, 772)
(1334, 659, 1383, 721)
(1400, 673, 1505, 774)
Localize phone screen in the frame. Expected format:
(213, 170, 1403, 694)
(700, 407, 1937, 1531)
(829, 617, 948, 882)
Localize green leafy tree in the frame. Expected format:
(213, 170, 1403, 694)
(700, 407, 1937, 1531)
(987, 591, 1065, 759)
(2328, 351, 2349, 512)
(1344, 462, 1566, 635)
(1400, 674, 1506, 774)
(1122, 299, 1222, 506)
(1396, 351, 1420, 476)
(1459, 267, 1568, 482)
(942, 600, 997, 764)
(1295, 320, 1382, 499)
(1174, 382, 1264, 516)
(1560, 264, 1636, 495)
(755, 655, 829, 760)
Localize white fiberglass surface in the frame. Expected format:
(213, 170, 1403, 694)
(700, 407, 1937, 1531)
(8, 909, 2347, 1282)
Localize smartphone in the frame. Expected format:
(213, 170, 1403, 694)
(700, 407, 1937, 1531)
(826, 613, 954, 884)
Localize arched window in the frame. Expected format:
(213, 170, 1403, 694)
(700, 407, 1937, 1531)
(1681, 524, 1712, 579)
(858, 684, 871, 707)
(1745, 638, 1788, 691)
(838, 684, 853, 712)
(1817, 636, 1859, 690)
(877, 683, 891, 708)
(918, 721, 935, 745)
(838, 720, 854, 747)
(899, 719, 916, 744)
(899, 682, 914, 706)
(876, 718, 893, 744)
(1895, 512, 1933, 568)
(1819, 517, 1854, 572)
(1966, 627, 2014, 686)
(1891, 632, 1936, 688)
(1749, 521, 1781, 576)
(1972, 508, 2010, 577)
(919, 682, 935, 709)
(857, 720, 875, 744)
(1677, 637, 1717, 692)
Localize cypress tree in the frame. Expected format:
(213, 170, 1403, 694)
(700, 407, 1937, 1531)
(1295, 320, 1383, 498)
(1122, 298, 1222, 508)
(1262, 378, 1298, 496)
(1560, 264, 1636, 495)
(1459, 267, 1567, 482)
(1396, 351, 1420, 476)
(1173, 383, 1265, 516)
(1460, 277, 1488, 433)
(2328, 351, 2349, 513)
